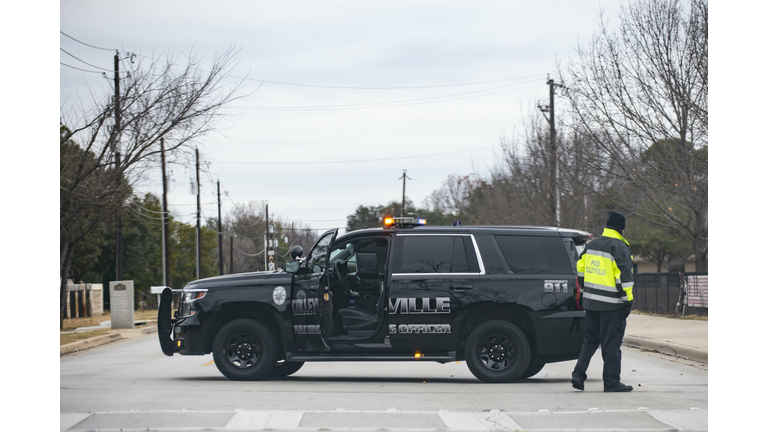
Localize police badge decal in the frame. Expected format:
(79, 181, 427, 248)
(273, 286, 287, 305)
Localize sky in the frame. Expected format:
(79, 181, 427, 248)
(58, 0, 628, 235)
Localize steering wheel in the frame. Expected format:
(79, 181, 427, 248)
(334, 261, 355, 296)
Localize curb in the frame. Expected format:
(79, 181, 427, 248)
(140, 325, 158, 335)
(624, 335, 707, 364)
(60, 325, 158, 357)
(60, 332, 123, 356)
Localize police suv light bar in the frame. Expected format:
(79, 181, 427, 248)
(383, 217, 427, 228)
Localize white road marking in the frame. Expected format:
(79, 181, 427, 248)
(61, 409, 707, 431)
(60, 413, 91, 432)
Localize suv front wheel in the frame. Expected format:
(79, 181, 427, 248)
(213, 319, 277, 381)
(465, 320, 531, 383)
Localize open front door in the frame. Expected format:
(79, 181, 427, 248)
(291, 228, 338, 352)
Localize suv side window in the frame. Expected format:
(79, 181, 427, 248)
(494, 235, 572, 274)
(394, 235, 480, 274)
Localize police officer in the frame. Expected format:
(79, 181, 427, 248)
(571, 212, 634, 392)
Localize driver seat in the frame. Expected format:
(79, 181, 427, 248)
(337, 307, 378, 337)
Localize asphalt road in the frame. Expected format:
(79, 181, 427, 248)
(60, 334, 708, 431)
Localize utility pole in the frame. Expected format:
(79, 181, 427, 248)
(265, 203, 269, 271)
(539, 77, 561, 227)
(114, 51, 123, 280)
(195, 147, 201, 279)
(230, 236, 234, 274)
(217, 180, 223, 276)
(161, 138, 171, 287)
(400, 170, 411, 217)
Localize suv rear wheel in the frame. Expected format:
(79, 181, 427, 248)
(465, 320, 531, 383)
(521, 362, 545, 379)
(213, 319, 277, 381)
(268, 360, 305, 377)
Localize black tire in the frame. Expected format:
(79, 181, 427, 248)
(465, 320, 531, 383)
(212, 319, 277, 381)
(268, 360, 305, 377)
(520, 362, 545, 379)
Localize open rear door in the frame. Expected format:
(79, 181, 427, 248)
(158, 287, 175, 356)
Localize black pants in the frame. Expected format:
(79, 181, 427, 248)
(572, 305, 630, 388)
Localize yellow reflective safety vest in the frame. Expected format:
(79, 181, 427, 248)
(576, 228, 634, 311)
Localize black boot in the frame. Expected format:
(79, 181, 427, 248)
(604, 383, 633, 392)
(571, 379, 584, 391)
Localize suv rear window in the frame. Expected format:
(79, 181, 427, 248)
(494, 235, 572, 274)
(394, 235, 480, 273)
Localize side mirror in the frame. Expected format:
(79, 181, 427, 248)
(357, 252, 378, 275)
(284, 260, 301, 274)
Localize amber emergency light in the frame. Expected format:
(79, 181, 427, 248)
(383, 217, 427, 228)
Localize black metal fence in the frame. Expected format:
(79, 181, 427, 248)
(632, 272, 708, 316)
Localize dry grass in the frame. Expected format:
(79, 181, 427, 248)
(60, 329, 115, 345)
(60, 309, 160, 345)
(62, 313, 112, 332)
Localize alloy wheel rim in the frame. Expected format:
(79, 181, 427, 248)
(225, 333, 261, 369)
(478, 334, 515, 371)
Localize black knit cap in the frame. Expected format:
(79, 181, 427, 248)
(606, 212, 626, 232)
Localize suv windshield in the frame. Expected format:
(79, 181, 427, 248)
(305, 231, 335, 273)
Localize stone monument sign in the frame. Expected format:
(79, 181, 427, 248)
(109, 280, 135, 329)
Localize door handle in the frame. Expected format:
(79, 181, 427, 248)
(450, 285, 472, 291)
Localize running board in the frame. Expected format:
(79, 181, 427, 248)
(285, 351, 457, 362)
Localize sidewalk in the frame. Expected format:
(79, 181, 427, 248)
(624, 313, 708, 363)
(60, 321, 158, 356)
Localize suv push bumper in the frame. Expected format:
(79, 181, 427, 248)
(173, 322, 207, 355)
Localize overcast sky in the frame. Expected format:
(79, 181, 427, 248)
(59, 0, 632, 234)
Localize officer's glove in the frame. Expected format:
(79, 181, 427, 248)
(624, 287, 634, 302)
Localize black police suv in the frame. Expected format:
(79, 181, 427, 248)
(158, 218, 591, 383)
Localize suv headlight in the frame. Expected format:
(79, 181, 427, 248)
(180, 289, 207, 317)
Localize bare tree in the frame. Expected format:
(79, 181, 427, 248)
(220, 200, 318, 274)
(426, 174, 482, 222)
(60, 49, 245, 327)
(559, 0, 708, 270)
(436, 111, 607, 231)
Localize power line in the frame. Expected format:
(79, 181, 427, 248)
(60, 48, 113, 72)
(129, 203, 168, 215)
(123, 206, 164, 223)
(236, 84, 537, 111)
(216, 175, 397, 189)
(214, 146, 494, 165)
(60, 62, 104, 74)
(228, 80, 541, 111)
(278, 244, 296, 257)
(60, 31, 115, 51)
(231, 73, 547, 90)
(233, 244, 266, 257)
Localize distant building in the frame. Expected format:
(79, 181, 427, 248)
(633, 256, 696, 273)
